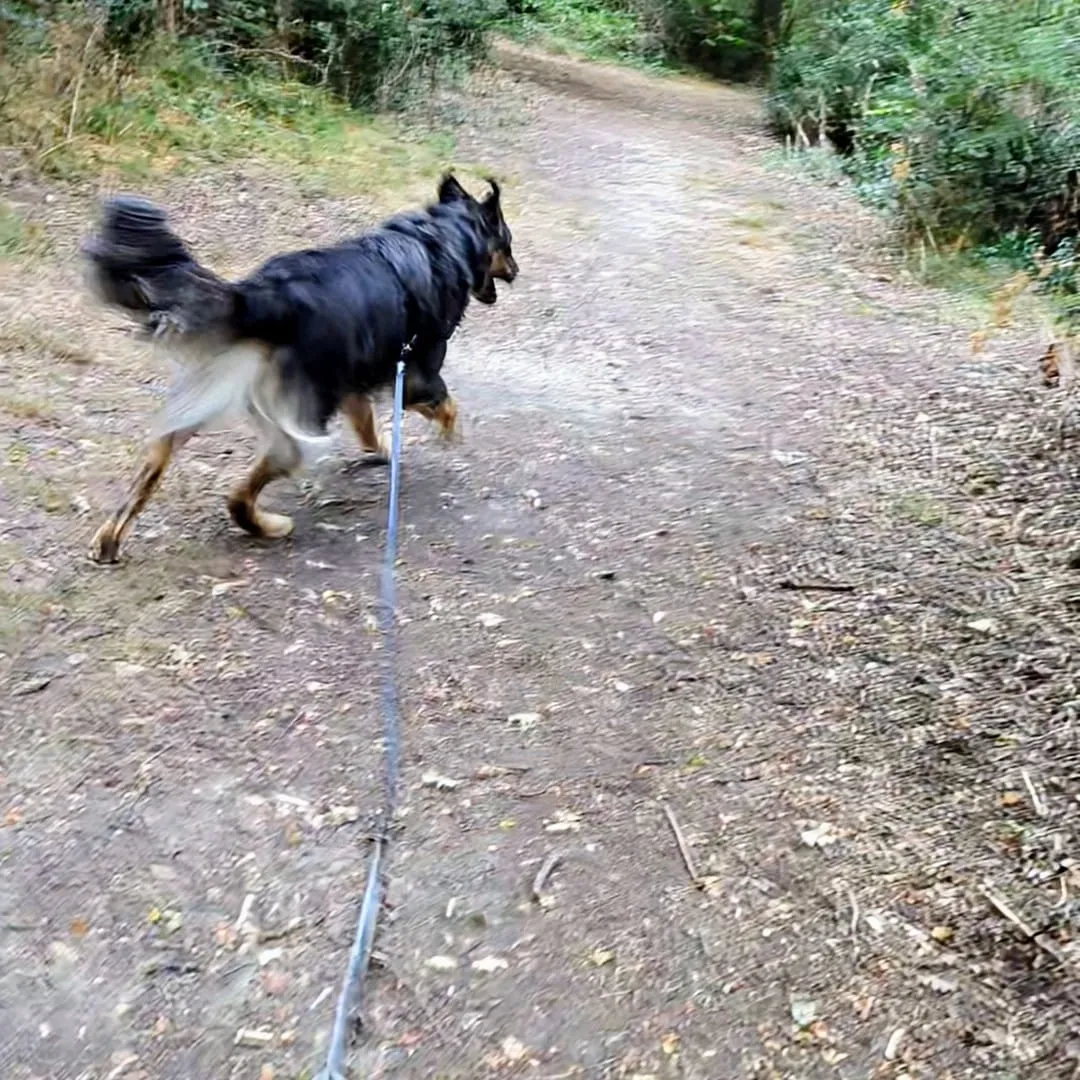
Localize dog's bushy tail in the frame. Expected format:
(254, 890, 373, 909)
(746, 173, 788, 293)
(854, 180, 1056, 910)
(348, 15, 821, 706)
(83, 197, 331, 448)
(83, 196, 236, 340)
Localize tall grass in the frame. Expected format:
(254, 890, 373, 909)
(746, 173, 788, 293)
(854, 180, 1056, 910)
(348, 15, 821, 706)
(0, 18, 453, 192)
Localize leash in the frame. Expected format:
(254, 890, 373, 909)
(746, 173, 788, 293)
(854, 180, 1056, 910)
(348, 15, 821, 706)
(318, 344, 411, 1080)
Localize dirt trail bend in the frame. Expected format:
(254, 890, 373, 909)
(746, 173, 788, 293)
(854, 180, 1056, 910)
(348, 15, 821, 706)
(1, 42, 1076, 1080)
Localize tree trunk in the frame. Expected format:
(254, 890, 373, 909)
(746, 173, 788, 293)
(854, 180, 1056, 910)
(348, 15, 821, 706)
(158, 0, 180, 35)
(755, 0, 783, 50)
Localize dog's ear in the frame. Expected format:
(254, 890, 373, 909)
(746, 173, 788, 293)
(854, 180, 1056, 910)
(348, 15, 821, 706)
(438, 173, 469, 204)
(481, 178, 502, 221)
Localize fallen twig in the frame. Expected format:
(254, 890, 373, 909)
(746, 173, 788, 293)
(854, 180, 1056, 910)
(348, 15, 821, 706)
(475, 762, 533, 778)
(1021, 769, 1048, 817)
(702, 771, 762, 784)
(234, 892, 256, 933)
(662, 802, 701, 887)
(531, 853, 562, 905)
(981, 884, 1035, 937)
(778, 579, 857, 594)
(207, 39, 320, 67)
(847, 885, 860, 939)
(981, 884, 1069, 966)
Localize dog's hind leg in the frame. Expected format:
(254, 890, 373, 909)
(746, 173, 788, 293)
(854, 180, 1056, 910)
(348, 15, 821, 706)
(342, 393, 390, 462)
(227, 424, 300, 540)
(91, 430, 193, 563)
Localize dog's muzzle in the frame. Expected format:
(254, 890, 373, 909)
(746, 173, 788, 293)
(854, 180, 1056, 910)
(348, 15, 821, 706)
(491, 252, 518, 283)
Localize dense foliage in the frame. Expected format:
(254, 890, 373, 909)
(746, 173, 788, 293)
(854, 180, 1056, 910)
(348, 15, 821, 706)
(769, 0, 1080, 252)
(503, 0, 775, 77)
(5, 0, 1079, 308)
(0, 3, 456, 188)
(2, 0, 504, 110)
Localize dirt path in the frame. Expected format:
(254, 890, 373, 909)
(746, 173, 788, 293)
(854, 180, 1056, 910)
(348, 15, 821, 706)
(3, 44, 1079, 1080)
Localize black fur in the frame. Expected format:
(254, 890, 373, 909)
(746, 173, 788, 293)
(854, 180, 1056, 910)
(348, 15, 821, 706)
(84, 174, 517, 429)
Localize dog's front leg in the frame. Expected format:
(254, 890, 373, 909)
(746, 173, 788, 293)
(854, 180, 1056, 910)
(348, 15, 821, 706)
(342, 393, 390, 461)
(91, 430, 193, 563)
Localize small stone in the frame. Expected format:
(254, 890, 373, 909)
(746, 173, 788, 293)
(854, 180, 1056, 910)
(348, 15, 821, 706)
(421, 771, 462, 791)
(884, 1028, 906, 1061)
(425, 955, 458, 972)
(790, 997, 819, 1029)
(261, 969, 290, 996)
(471, 954, 509, 973)
(11, 675, 51, 697)
(501, 1036, 528, 1062)
(509, 712, 541, 731)
(326, 805, 360, 827)
(545, 810, 581, 833)
(922, 974, 958, 994)
(47, 940, 79, 968)
(799, 821, 842, 848)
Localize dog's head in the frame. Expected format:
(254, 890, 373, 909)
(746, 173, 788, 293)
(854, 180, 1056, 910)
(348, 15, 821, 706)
(438, 173, 518, 305)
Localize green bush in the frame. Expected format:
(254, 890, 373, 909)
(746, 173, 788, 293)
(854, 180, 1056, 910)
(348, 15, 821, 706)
(629, 0, 763, 76)
(769, 1, 1080, 250)
(1, 0, 503, 111)
(504, 0, 652, 65)
(502, 0, 768, 76)
(0, 13, 451, 190)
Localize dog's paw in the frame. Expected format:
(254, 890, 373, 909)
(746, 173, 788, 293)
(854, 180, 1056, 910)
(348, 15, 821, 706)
(433, 398, 459, 439)
(90, 523, 122, 564)
(228, 495, 293, 539)
(256, 511, 294, 539)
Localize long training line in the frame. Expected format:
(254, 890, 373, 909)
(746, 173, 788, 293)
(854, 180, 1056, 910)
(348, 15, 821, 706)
(318, 353, 408, 1080)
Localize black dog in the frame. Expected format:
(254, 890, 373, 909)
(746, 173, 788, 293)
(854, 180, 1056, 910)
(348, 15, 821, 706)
(84, 173, 517, 562)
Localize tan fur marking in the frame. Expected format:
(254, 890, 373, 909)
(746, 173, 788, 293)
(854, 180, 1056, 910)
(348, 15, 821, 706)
(406, 396, 458, 438)
(342, 393, 389, 457)
(91, 433, 185, 563)
(227, 441, 299, 539)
